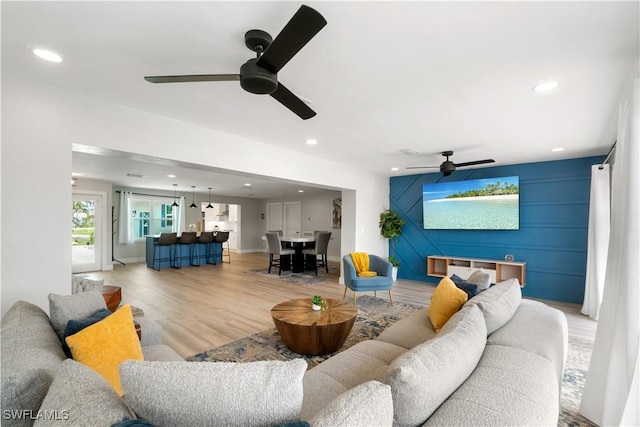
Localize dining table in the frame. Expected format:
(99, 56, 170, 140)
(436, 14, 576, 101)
(279, 235, 315, 273)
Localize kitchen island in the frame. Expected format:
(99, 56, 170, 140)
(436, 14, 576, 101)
(145, 235, 222, 269)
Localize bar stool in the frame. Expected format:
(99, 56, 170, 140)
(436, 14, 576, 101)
(214, 231, 230, 264)
(176, 232, 199, 268)
(197, 232, 216, 265)
(153, 232, 178, 271)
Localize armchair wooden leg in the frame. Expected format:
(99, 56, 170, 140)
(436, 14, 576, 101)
(374, 291, 377, 298)
(388, 290, 393, 305)
(343, 286, 348, 300)
(354, 292, 357, 305)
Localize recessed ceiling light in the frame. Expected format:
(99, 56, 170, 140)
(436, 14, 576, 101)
(31, 47, 63, 63)
(532, 81, 559, 92)
(71, 172, 83, 177)
(551, 147, 565, 152)
(167, 174, 176, 178)
(305, 138, 318, 145)
(298, 190, 304, 193)
(244, 183, 252, 187)
(391, 167, 399, 171)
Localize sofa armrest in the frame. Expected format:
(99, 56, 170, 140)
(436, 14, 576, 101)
(133, 317, 163, 346)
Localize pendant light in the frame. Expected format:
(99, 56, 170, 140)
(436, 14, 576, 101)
(189, 186, 197, 208)
(206, 187, 214, 209)
(171, 184, 179, 207)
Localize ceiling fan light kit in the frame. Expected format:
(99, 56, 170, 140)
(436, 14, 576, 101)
(144, 5, 327, 120)
(406, 150, 495, 176)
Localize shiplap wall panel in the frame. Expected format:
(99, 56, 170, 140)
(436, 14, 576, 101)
(390, 156, 604, 304)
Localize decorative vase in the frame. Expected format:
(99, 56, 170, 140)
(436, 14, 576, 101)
(392, 267, 398, 281)
(312, 304, 322, 311)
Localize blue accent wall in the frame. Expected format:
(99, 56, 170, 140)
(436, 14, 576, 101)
(390, 156, 604, 304)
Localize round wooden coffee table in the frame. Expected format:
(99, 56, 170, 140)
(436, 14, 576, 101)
(271, 298, 357, 356)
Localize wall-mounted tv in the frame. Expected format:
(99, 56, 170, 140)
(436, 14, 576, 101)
(423, 176, 519, 230)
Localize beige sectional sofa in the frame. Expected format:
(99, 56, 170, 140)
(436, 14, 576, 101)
(302, 278, 568, 426)
(1, 278, 567, 427)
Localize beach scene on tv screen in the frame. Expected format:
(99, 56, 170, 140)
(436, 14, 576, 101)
(423, 176, 519, 230)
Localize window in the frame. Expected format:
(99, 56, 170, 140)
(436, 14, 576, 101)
(131, 196, 174, 240)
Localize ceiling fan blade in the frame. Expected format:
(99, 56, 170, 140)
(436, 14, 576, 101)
(405, 166, 440, 170)
(454, 159, 496, 168)
(256, 5, 327, 74)
(270, 82, 316, 120)
(144, 74, 240, 83)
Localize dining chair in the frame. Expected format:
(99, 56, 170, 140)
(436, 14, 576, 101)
(265, 232, 295, 275)
(302, 231, 331, 275)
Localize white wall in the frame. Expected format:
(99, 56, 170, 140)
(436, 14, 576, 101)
(1, 74, 388, 314)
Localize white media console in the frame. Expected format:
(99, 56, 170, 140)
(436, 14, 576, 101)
(427, 255, 526, 286)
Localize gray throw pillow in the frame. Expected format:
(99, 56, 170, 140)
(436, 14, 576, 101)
(48, 292, 107, 341)
(467, 269, 492, 291)
(34, 359, 134, 427)
(71, 276, 104, 294)
(308, 380, 394, 427)
(120, 359, 307, 427)
(385, 305, 487, 427)
(465, 277, 522, 334)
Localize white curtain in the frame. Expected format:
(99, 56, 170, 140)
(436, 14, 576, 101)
(580, 77, 639, 426)
(172, 197, 186, 236)
(117, 191, 133, 244)
(581, 164, 610, 320)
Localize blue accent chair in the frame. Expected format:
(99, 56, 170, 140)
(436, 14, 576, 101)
(343, 254, 394, 305)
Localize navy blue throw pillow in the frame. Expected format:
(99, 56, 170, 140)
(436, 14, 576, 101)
(111, 418, 155, 427)
(450, 274, 478, 299)
(62, 308, 112, 357)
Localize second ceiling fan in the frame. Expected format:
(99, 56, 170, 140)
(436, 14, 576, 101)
(144, 5, 326, 120)
(407, 151, 495, 176)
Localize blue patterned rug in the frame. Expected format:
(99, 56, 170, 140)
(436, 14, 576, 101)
(187, 296, 594, 426)
(245, 268, 340, 286)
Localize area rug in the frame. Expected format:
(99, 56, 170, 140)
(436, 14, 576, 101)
(187, 295, 419, 367)
(187, 297, 595, 426)
(244, 268, 339, 286)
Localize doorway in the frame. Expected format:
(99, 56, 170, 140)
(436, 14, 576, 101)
(72, 192, 103, 273)
(284, 201, 301, 236)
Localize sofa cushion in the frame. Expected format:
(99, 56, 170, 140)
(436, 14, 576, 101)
(377, 308, 437, 349)
(140, 345, 184, 362)
(464, 277, 521, 334)
(487, 299, 568, 388)
(120, 359, 307, 427)
(428, 277, 468, 332)
(385, 305, 486, 427)
(1, 301, 67, 427)
(301, 340, 406, 420)
(466, 268, 492, 291)
(449, 274, 478, 299)
(424, 344, 559, 426)
(33, 359, 134, 427)
(65, 305, 143, 396)
(308, 381, 394, 427)
(71, 275, 105, 294)
(62, 308, 112, 357)
(49, 291, 107, 340)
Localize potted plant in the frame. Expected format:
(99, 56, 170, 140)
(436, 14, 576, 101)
(379, 209, 405, 280)
(311, 295, 324, 311)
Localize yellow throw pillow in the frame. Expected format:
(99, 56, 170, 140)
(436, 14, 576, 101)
(428, 277, 469, 332)
(65, 304, 143, 396)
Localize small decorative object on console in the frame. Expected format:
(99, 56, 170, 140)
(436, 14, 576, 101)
(504, 254, 515, 262)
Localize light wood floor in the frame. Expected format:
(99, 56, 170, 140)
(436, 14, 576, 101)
(90, 252, 597, 358)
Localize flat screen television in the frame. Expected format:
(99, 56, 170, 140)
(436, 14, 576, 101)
(422, 176, 519, 230)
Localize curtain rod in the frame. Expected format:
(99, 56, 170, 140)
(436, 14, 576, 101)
(115, 190, 175, 198)
(599, 141, 617, 170)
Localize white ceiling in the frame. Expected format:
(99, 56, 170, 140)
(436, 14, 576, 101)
(2, 1, 638, 197)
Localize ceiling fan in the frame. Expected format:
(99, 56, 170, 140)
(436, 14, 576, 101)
(406, 151, 496, 176)
(144, 5, 326, 120)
